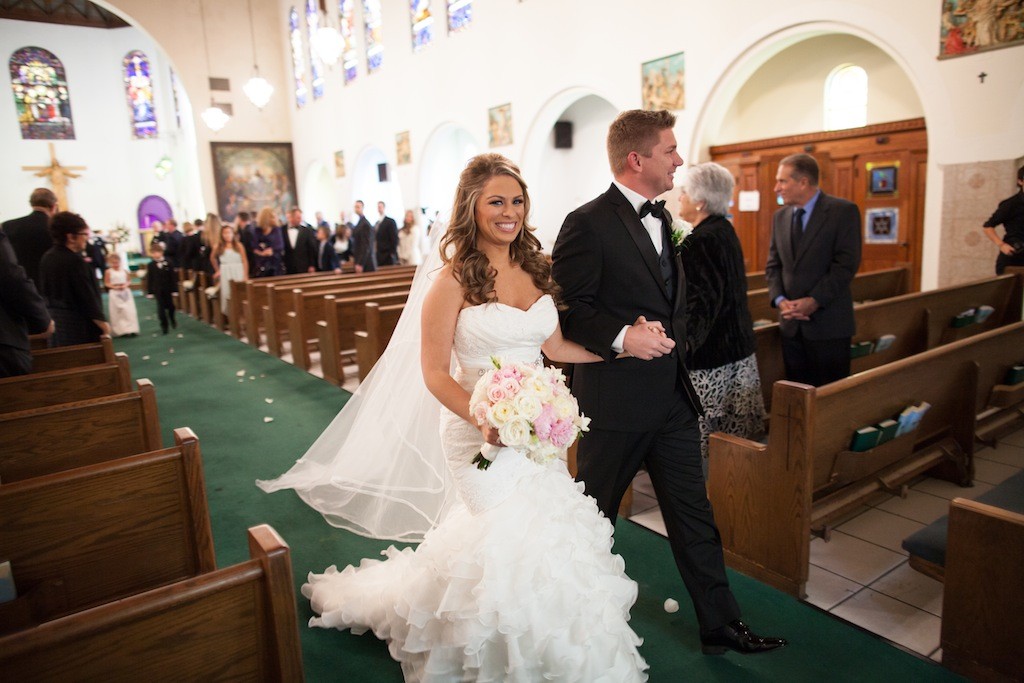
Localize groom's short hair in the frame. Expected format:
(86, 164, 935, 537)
(607, 109, 676, 176)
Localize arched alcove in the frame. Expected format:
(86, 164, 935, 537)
(521, 90, 619, 250)
(352, 145, 404, 223)
(301, 160, 337, 224)
(418, 123, 480, 223)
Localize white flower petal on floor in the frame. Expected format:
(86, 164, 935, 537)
(265, 398, 274, 404)
(663, 598, 679, 613)
(264, 416, 274, 423)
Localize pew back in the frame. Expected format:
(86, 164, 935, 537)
(0, 428, 215, 628)
(29, 336, 115, 373)
(0, 379, 161, 483)
(0, 524, 302, 682)
(1, 353, 131, 414)
(355, 302, 405, 381)
(319, 292, 408, 385)
(747, 265, 910, 324)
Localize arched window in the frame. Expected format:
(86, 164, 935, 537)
(289, 7, 308, 108)
(824, 64, 867, 131)
(9, 46, 75, 140)
(305, 0, 324, 99)
(123, 50, 157, 139)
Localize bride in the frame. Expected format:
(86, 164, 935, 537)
(259, 154, 651, 681)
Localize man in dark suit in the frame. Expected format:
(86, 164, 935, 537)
(350, 200, 377, 273)
(282, 207, 318, 274)
(374, 201, 399, 267)
(0, 228, 52, 376)
(1, 187, 57, 286)
(766, 153, 862, 386)
(552, 109, 785, 656)
(150, 219, 183, 270)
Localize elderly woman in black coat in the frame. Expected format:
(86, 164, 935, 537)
(38, 211, 111, 346)
(677, 162, 765, 476)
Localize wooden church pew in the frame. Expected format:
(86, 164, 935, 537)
(0, 428, 215, 632)
(0, 524, 303, 682)
(353, 302, 406, 383)
(0, 379, 161, 483)
(29, 336, 115, 373)
(0, 352, 131, 414)
(708, 321, 1024, 598)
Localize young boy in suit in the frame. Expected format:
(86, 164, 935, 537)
(146, 242, 177, 334)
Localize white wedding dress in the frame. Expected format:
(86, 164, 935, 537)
(302, 295, 648, 682)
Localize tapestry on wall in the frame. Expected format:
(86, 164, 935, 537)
(642, 51, 685, 111)
(9, 46, 75, 140)
(939, 0, 1024, 58)
(211, 142, 297, 222)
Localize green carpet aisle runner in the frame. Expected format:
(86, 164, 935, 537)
(111, 303, 962, 682)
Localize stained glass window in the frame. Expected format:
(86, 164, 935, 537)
(411, 0, 433, 53)
(9, 46, 75, 140)
(305, 0, 325, 99)
(447, 0, 472, 34)
(339, 0, 357, 84)
(362, 0, 383, 74)
(289, 7, 308, 108)
(824, 64, 867, 131)
(123, 50, 157, 139)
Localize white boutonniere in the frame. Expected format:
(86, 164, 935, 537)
(670, 220, 693, 255)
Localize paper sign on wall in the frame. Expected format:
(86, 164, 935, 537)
(738, 191, 760, 212)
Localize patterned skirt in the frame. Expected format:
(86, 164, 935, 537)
(690, 352, 767, 463)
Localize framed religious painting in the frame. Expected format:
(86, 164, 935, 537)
(334, 150, 346, 178)
(939, 0, 1024, 59)
(641, 51, 685, 111)
(867, 161, 899, 197)
(488, 103, 513, 148)
(865, 207, 899, 244)
(210, 142, 297, 222)
(396, 131, 412, 165)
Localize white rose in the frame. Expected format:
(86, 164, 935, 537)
(512, 393, 543, 421)
(498, 417, 532, 448)
(529, 442, 562, 465)
(488, 400, 515, 427)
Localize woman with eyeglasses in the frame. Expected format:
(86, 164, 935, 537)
(38, 211, 111, 346)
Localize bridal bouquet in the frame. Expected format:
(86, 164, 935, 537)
(470, 356, 591, 470)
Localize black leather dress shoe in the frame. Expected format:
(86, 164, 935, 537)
(700, 620, 787, 655)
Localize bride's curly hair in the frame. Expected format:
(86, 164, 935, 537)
(439, 153, 560, 307)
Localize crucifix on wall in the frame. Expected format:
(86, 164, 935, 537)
(22, 142, 86, 211)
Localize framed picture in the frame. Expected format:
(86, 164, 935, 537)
(210, 142, 297, 222)
(641, 51, 685, 111)
(939, 0, 1024, 59)
(334, 150, 346, 178)
(865, 207, 899, 244)
(867, 162, 899, 196)
(488, 103, 513, 148)
(396, 131, 411, 165)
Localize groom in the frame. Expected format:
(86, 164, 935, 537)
(551, 109, 786, 655)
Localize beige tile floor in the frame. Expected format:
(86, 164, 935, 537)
(626, 432, 1024, 660)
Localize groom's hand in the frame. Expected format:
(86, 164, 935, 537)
(623, 318, 675, 360)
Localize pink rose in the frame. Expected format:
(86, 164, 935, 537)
(487, 384, 507, 402)
(500, 378, 520, 397)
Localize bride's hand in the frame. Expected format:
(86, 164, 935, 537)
(479, 423, 502, 447)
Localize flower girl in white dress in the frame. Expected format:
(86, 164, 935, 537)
(103, 253, 139, 337)
(260, 155, 660, 682)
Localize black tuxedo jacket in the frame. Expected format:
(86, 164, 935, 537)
(375, 216, 399, 266)
(552, 183, 701, 432)
(765, 192, 861, 340)
(283, 224, 318, 273)
(0, 231, 51, 352)
(351, 216, 377, 271)
(1, 209, 52, 285)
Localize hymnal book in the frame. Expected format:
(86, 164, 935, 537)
(850, 426, 881, 452)
(0, 561, 16, 603)
(874, 334, 896, 353)
(904, 402, 931, 433)
(875, 418, 899, 444)
(895, 404, 919, 437)
(850, 340, 875, 359)
(973, 305, 995, 324)
(1005, 364, 1024, 386)
(950, 308, 977, 328)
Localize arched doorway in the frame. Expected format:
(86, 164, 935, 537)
(137, 194, 173, 252)
(352, 145, 405, 225)
(301, 160, 338, 227)
(418, 123, 480, 224)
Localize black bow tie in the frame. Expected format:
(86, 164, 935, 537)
(639, 200, 666, 220)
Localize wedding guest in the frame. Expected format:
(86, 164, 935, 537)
(84, 229, 107, 280)
(39, 211, 111, 346)
(350, 200, 376, 273)
(0, 227, 52, 376)
(146, 241, 177, 334)
(211, 220, 249, 316)
(2, 187, 57, 286)
(397, 209, 422, 266)
(252, 207, 285, 277)
(103, 252, 139, 337)
(316, 225, 341, 273)
(982, 165, 1024, 274)
(375, 201, 400, 267)
(677, 162, 765, 473)
(331, 224, 353, 264)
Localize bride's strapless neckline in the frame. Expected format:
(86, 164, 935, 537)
(460, 293, 552, 316)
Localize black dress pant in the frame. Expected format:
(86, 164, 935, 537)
(781, 329, 851, 386)
(155, 295, 176, 332)
(574, 382, 741, 631)
(0, 344, 32, 378)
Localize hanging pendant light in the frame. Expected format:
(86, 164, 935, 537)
(199, 0, 230, 131)
(313, 25, 344, 66)
(244, 0, 275, 109)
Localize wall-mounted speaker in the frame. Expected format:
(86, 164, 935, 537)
(377, 163, 390, 182)
(554, 121, 573, 149)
